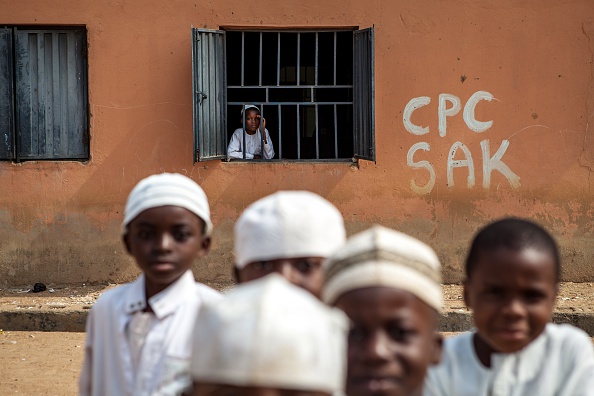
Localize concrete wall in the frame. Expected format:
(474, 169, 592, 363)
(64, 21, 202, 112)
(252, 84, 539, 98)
(1, 0, 593, 287)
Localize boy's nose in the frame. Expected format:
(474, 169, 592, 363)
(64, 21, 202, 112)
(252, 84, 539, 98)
(502, 297, 526, 318)
(275, 261, 298, 281)
(363, 331, 392, 363)
(156, 233, 174, 251)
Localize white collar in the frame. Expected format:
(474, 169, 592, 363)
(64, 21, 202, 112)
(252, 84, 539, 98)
(490, 323, 550, 382)
(122, 270, 196, 320)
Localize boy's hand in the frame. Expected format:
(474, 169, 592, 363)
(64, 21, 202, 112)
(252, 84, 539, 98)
(257, 115, 267, 144)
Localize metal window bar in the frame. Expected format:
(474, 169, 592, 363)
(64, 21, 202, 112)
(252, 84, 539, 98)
(297, 103, 300, 160)
(296, 33, 300, 86)
(278, 103, 282, 158)
(315, 104, 319, 159)
(334, 104, 338, 159)
(260, 103, 264, 159)
(311, 32, 318, 86)
(277, 33, 280, 86)
(241, 32, 244, 87)
(259, 32, 262, 86)
(333, 32, 337, 86)
(242, 103, 246, 159)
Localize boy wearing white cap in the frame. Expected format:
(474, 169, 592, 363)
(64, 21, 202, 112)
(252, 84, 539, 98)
(228, 105, 275, 159)
(190, 273, 348, 396)
(234, 190, 346, 298)
(79, 173, 222, 396)
(323, 225, 443, 396)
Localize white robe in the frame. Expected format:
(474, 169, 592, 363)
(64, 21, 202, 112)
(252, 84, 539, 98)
(424, 323, 594, 396)
(79, 270, 222, 396)
(227, 128, 275, 159)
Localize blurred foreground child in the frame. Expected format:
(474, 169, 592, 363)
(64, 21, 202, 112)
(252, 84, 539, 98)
(79, 173, 222, 396)
(234, 190, 345, 298)
(190, 273, 348, 396)
(424, 218, 594, 396)
(323, 225, 443, 396)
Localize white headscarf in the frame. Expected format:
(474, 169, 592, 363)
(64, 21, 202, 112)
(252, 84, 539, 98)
(122, 173, 212, 235)
(190, 274, 348, 393)
(323, 225, 443, 311)
(234, 191, 346, 269)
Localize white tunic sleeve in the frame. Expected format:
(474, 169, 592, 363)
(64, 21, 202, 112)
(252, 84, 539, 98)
(227, 129, 254, 159)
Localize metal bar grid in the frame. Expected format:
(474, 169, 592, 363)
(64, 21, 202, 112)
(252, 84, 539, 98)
(228, 85, 352, 88)
(230, 30, 353, 160)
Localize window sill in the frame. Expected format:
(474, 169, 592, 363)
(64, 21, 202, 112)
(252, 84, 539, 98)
(223, 158, 357, 164)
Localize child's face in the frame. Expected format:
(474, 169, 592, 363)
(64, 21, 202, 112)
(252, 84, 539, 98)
(334, 287, 442, 396)
(192, 382, 329, 396)
(242, 109, 261, 134)
(236, 257, 325, 298)
(464, 247, 557, 359)
(124, 205, 210, 298)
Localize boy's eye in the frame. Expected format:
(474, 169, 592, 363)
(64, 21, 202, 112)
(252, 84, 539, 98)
(386, 324, 415, 342)
(523, 289, 547, 303)
(137, 230, 154, 239)
(293, 260, 315, 273)
(348, 326, 367, 343)
(173, 230, 192, 241)
(253, 261, 274, 272)
(482, 287, 505, 298)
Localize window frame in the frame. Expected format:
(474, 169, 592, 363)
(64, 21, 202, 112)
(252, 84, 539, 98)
(191, 26, 375, 163)
(0, 25, 89, 162)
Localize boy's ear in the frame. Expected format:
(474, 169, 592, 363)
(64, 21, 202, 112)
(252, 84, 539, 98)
(199, 236, 212, 257)
(123, 234, 132, 254)
(233, 266, 241, 284)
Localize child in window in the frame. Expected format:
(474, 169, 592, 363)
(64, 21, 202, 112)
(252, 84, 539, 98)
(424, 218, 594, 396)
(227, 105, 275, 159)
(190, 274, 348, 396)
(79, 173, 222, 396)
(322, 225, 443, 396)
(233, 190, 346, 298)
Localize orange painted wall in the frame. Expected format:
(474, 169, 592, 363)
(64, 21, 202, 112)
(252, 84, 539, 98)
(1, 0, 593, 287)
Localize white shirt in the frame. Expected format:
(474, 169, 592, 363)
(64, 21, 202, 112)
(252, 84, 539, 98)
(424, 323, 594, 396)
(79, 270, 222, 396)
(227, 128, 275, 159)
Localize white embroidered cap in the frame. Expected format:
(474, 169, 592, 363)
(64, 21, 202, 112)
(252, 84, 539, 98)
(190, 274, 348, 393)
(234, 191, 346, 269)
(122, 173, 212, 236)
(241, 104, 260, 114)
(322, 225, 442, 311)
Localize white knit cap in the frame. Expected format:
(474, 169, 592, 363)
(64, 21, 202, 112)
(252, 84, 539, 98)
(241, 104, 260, 114)
(234, 191, 346, 269)
(322, 225, 442, 311)
(122, 173, 212, 236)
(190, 274, 348, 393)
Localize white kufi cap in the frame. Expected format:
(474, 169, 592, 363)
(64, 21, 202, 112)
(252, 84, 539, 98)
(323, 225, 442, 311)
(190, 274, 348, 393)
(122, 173, 212, 235)
(234, 191, 346, 268)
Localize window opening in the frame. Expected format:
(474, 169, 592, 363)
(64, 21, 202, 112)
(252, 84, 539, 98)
(226, 30, 354, 160)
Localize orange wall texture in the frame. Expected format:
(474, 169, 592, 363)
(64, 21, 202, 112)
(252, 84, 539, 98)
(1, 0, 593, 287)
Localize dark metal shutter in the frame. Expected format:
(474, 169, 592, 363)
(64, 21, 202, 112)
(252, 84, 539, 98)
(192, 28, 227, 162)
(353, 27, 375, 161)
(14, 28, 88, 160)
(0, 28, 13, 160)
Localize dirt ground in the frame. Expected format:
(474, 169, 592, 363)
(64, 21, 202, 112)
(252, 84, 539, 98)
(0, 331, 85, 395)
(0, 282, 593, 395)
